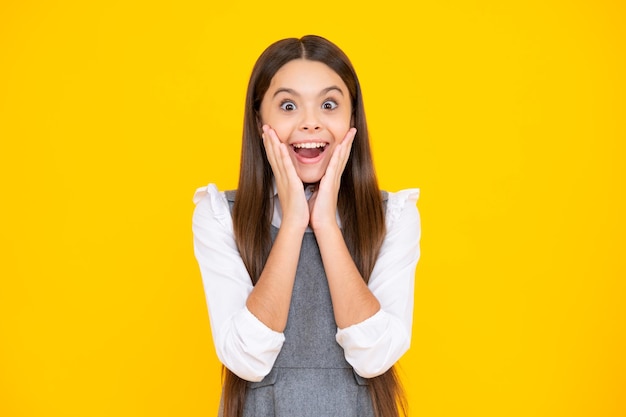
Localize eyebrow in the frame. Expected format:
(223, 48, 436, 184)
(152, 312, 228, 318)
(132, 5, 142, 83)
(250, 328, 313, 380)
(272, 85, 345, 98)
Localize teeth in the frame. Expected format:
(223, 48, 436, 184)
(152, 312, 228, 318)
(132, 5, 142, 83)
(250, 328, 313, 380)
(293, 142, 326, 149)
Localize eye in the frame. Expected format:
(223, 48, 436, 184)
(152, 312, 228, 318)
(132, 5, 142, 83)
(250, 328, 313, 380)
(322, 100, 338, 110)
(280, 100, 297, 111)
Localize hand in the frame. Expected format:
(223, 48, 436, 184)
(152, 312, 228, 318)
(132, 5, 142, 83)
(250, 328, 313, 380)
(262, 125, 309, 231)
(308, 128, 356, 231)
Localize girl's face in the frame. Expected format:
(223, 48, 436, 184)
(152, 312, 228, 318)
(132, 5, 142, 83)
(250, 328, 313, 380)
(259, 59, 353, 184)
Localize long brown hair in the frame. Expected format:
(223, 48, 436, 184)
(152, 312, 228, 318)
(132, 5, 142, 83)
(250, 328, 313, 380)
(227, 35, 407, 417)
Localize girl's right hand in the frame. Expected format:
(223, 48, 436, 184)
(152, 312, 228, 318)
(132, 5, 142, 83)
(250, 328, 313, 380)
(262, 125, 309, 231)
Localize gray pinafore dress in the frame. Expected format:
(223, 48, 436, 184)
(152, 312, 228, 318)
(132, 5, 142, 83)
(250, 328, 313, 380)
(223, 191, 382, 417)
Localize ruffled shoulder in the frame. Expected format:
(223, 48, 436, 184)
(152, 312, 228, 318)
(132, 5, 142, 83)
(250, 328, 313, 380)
(192, 183, 231, 224)
(385, 188, 420, 227)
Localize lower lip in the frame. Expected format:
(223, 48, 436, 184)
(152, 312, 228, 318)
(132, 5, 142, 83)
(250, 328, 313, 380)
(290, 147, 327, 164)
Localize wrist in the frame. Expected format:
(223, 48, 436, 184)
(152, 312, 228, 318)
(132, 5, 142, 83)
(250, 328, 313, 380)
(279, 217, 309, 235)
(311, 220, 341, 236)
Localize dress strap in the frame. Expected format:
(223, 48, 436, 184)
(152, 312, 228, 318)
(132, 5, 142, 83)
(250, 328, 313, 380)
(225, 189, 236, 203)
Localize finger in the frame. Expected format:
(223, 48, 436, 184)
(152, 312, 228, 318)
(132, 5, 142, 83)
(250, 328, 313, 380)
(342, 127, 357, 144)
(326, 128, 356, 185)
(263, 125, 302, 195)
(333, 127, 356, 165)
(262, 126, 279, 171)
(263, 125, 289, 181)
(336, 129, 356, 174)
(268, 127, 297, 183)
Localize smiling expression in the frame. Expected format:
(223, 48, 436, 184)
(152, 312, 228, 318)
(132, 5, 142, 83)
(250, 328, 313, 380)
(259, 59, 353, 184)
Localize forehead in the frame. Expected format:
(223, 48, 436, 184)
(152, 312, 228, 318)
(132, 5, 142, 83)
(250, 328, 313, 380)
(268, 59, 348, 94)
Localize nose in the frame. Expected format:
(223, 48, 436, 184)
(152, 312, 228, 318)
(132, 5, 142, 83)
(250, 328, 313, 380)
(299, 108, 321, 132)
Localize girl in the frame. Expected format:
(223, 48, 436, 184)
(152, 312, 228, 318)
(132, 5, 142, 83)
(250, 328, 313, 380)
(193, 35, 420, 417)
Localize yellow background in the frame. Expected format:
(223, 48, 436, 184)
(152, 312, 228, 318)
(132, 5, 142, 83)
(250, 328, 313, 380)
(1, 0, 624, 416)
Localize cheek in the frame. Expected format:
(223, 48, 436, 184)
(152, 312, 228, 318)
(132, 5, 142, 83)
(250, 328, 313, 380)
(259, 113, 292, 143)
(328, 118, 352, 138)
(271, 125, 293, 144)
(331, 109, 353, 131)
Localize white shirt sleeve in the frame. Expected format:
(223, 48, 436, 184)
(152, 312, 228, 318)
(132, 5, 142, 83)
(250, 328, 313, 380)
(192, 184, 285, 382)
(335, 189, 421, 378)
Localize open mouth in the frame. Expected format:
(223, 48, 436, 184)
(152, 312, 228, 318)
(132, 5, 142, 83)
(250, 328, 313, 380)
(292, 142, 328, 159)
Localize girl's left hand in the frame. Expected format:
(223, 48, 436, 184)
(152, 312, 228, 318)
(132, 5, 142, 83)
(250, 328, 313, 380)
(308, 128, 356, 231)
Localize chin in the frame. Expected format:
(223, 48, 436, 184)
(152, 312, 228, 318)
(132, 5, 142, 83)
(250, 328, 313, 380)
(296, 170, 324, 185)
(299, 176, 323, 185)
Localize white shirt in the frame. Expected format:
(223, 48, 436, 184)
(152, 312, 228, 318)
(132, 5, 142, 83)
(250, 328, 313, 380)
(192, 183, 421, 382)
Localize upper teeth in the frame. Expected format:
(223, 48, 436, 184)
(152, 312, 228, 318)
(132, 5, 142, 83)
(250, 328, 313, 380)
(293, 143, 326, 149)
